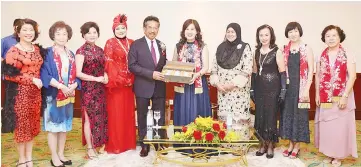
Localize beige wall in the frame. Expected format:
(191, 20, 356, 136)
(2, 1, 361, 72)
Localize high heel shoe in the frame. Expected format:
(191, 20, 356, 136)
(86, 148, 98, 160)
(25, 160, 33, 167)
(289, 149, 300, 159)
(266, 147, 274, 159)
(255, 150, 266, 156)
(16, 162, 26, 167)
(98, 145, 106, 154)
(256, 144, 267, 156)
(266, 153, 274, 159)
(282, 149, 292, 157)
(266, 143, 275, 159)
(60, 159, 72, 166)
(323, 157, 334, 163)
(331, 159, 341, 167)
(50, 159, 65, 167)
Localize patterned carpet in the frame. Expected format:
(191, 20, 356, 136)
(1, 119, 360, 167)
(83, 147, 306, 167)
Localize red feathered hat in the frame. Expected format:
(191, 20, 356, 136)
(112, 14, 127, 31)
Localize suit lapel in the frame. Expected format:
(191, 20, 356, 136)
(156, 40, 162, 56)
(156, 39, 165, 64)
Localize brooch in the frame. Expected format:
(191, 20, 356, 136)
(237, 44, 242, 49)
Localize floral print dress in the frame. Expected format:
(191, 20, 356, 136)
(210, 44, 253, 151)
(3, 46, 43, 142)
(76, 43, 108, 147)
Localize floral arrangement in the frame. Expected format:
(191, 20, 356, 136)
(172, 116, 239, 143)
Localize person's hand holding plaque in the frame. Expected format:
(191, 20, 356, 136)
(153, 71, 165, 82)
(189, 72, 200, 85)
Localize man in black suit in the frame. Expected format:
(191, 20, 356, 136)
(128, 15, 167, 157)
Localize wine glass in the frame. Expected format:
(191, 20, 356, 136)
(154, 110, 161, 127)
(154, 110, 161, 139)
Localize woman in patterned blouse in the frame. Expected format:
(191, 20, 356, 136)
(2, 18, 44, 167)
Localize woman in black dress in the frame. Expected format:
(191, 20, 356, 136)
(251, 24, 286, 159)
(279, 22, 314, 159)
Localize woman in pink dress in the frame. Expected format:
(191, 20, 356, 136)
(315, 25, 358, 167)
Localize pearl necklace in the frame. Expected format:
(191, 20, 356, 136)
(19, 43, 34, 52)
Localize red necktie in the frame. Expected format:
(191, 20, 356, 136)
(151, 40, 157, 65)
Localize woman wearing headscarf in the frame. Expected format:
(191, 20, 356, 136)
(210, 23, 253, 150)
(103, 14, 136, 154)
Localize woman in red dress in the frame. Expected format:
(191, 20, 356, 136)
(2, 19, 44, 167)
(104, 14, 136, 154)
(75, 22, 108, 159)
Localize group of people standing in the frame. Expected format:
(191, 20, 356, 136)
(249, 22, 358, 167)
(1, 16, 135, 167)
(0, 13, 358, 167)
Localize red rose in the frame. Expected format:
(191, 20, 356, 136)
(182, 126, 188, 133)
(223, 122, 227, 129)
(162, 51, 166, 56)
(219, 130, 226, 140)
(193, 130, 202, 140)
(205, 132, 214, 141)
(212, 123, 220, 131)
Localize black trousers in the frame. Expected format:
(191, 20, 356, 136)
(136, 96, 165, 147)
